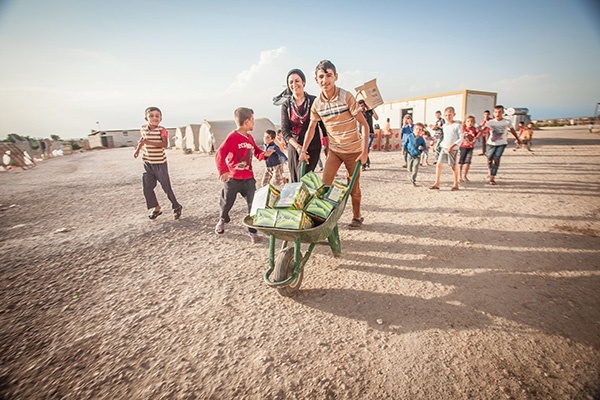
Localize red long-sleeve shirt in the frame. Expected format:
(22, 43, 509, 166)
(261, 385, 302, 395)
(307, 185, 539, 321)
(215, 130, 266, 180)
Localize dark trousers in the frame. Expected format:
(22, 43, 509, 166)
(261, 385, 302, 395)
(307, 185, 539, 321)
(220, 178, 257, 233)
(287, 146, 320, 182)
(143, 162, 180, 210)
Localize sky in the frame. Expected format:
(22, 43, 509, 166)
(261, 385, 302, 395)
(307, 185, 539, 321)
(0, 0, 599, 139)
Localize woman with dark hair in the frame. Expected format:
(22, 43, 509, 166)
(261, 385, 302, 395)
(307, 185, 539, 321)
(280, 68, 325, 182)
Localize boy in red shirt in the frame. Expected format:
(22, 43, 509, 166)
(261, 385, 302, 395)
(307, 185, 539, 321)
(214, 107, 273, 242)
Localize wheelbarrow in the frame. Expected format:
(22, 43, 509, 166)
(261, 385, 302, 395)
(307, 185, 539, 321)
(243, 162, 361, 297)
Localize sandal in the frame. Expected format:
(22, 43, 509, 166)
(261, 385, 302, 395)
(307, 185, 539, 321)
(451, 186, 459, 191)
(173, 205, 183, 220)
(429, 185, 440, 190)
(489, 180, 497, 186)
(249, 232, 261, 243)
(148, 209, 162, 220)
(215, 219, 225, 234)
(348, 217, 364, 229)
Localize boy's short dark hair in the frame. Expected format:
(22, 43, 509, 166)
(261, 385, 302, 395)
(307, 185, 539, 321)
(414, 122, 425, 129)
(145, 106, 162, 116)
(494, 105, 504, 111)
(315, 60, 337, 75)
(234, 107, 254, 127)
(435, 110, 441, 114)
(265, 129, 276, 139)
(484, 110, 490, 114)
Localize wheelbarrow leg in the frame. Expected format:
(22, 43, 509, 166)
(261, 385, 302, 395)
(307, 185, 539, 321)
(268, 234, 276, 270)
(327, 225, 342, 257)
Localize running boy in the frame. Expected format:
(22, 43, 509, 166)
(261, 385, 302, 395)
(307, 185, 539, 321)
(261, 129, 287, 187)
(298, 60, 370, 229)
(430, 106, 462, 191)
(214, 107, 274, 242)
(403, 122, 427, 186)
(133, 106, 182, 220)
(485, 105, 522, 185)
(458, 115, 478, 182)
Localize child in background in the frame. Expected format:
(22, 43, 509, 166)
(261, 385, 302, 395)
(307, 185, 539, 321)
(458, 115, 478, 182)
(383, 118, 392, 151)
(520, 122, 534, 153)
(429, 106, 462, 191)
(214, 107, 274, 242)
(478, 110, 492, 155)
(261, 129, 287, 187)
(429, 110, 445, 162)
(400, 114, 414, 168)
(133, 106, 183, 220)
(420, 131, 431, 166)
(514, 121, 525, 150)
(403, 122, 427, 186)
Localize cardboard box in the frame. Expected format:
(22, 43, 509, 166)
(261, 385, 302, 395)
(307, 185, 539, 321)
(250, 184, 280, 216)
(324, 181, 348, 204)
(275, 182, 311, 210)
(275, 209, 314, 230)
(355, 79, 384, 109)
(253, 208, 278, 227)
(305, 197, 336, 222)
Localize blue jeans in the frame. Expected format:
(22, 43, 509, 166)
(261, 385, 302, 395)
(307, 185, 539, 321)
(365, 133, 374, 167)
(485, 144, 506, 176)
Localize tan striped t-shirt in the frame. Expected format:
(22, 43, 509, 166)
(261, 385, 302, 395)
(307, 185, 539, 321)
(310, 87, 362, 154)
(141, 125, 167, 164)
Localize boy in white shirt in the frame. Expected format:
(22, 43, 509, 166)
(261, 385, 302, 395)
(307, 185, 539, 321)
(485, 105, 522, 185)
(429, 106, 462, 191)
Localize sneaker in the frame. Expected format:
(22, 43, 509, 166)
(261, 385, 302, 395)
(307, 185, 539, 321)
(173, 205, 183, 220)
(249, 232, 261, 243)
(348, 217, 364, 229)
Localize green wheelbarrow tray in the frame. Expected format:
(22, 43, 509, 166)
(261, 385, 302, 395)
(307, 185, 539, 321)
(243, 162, 361, 294)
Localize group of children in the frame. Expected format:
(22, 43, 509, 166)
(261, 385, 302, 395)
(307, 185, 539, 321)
(134, 62, 529, 244)
(398, 105, 525, 189)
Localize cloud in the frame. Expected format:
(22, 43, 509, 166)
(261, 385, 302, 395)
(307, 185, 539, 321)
(227, 47, 287, 92)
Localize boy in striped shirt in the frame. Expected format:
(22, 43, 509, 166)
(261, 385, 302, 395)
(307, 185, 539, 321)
(134, 106, 182, 220)
(299, 60, 370, 229)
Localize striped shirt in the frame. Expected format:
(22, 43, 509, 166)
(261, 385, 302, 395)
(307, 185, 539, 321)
(310, 87, 362, 154)
(141, 124, 167, 164)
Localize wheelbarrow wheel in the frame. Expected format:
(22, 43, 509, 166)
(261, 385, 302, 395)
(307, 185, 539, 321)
(273, 246, 303, 297)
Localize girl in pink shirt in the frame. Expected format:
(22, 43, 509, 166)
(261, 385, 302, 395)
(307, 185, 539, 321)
(458, 115, 479, 182)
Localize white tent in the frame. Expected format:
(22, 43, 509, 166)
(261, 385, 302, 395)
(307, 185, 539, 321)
(198, 118, 275, 154)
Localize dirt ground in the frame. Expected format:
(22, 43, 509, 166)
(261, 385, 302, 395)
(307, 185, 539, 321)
(1, 126, 599, 399)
